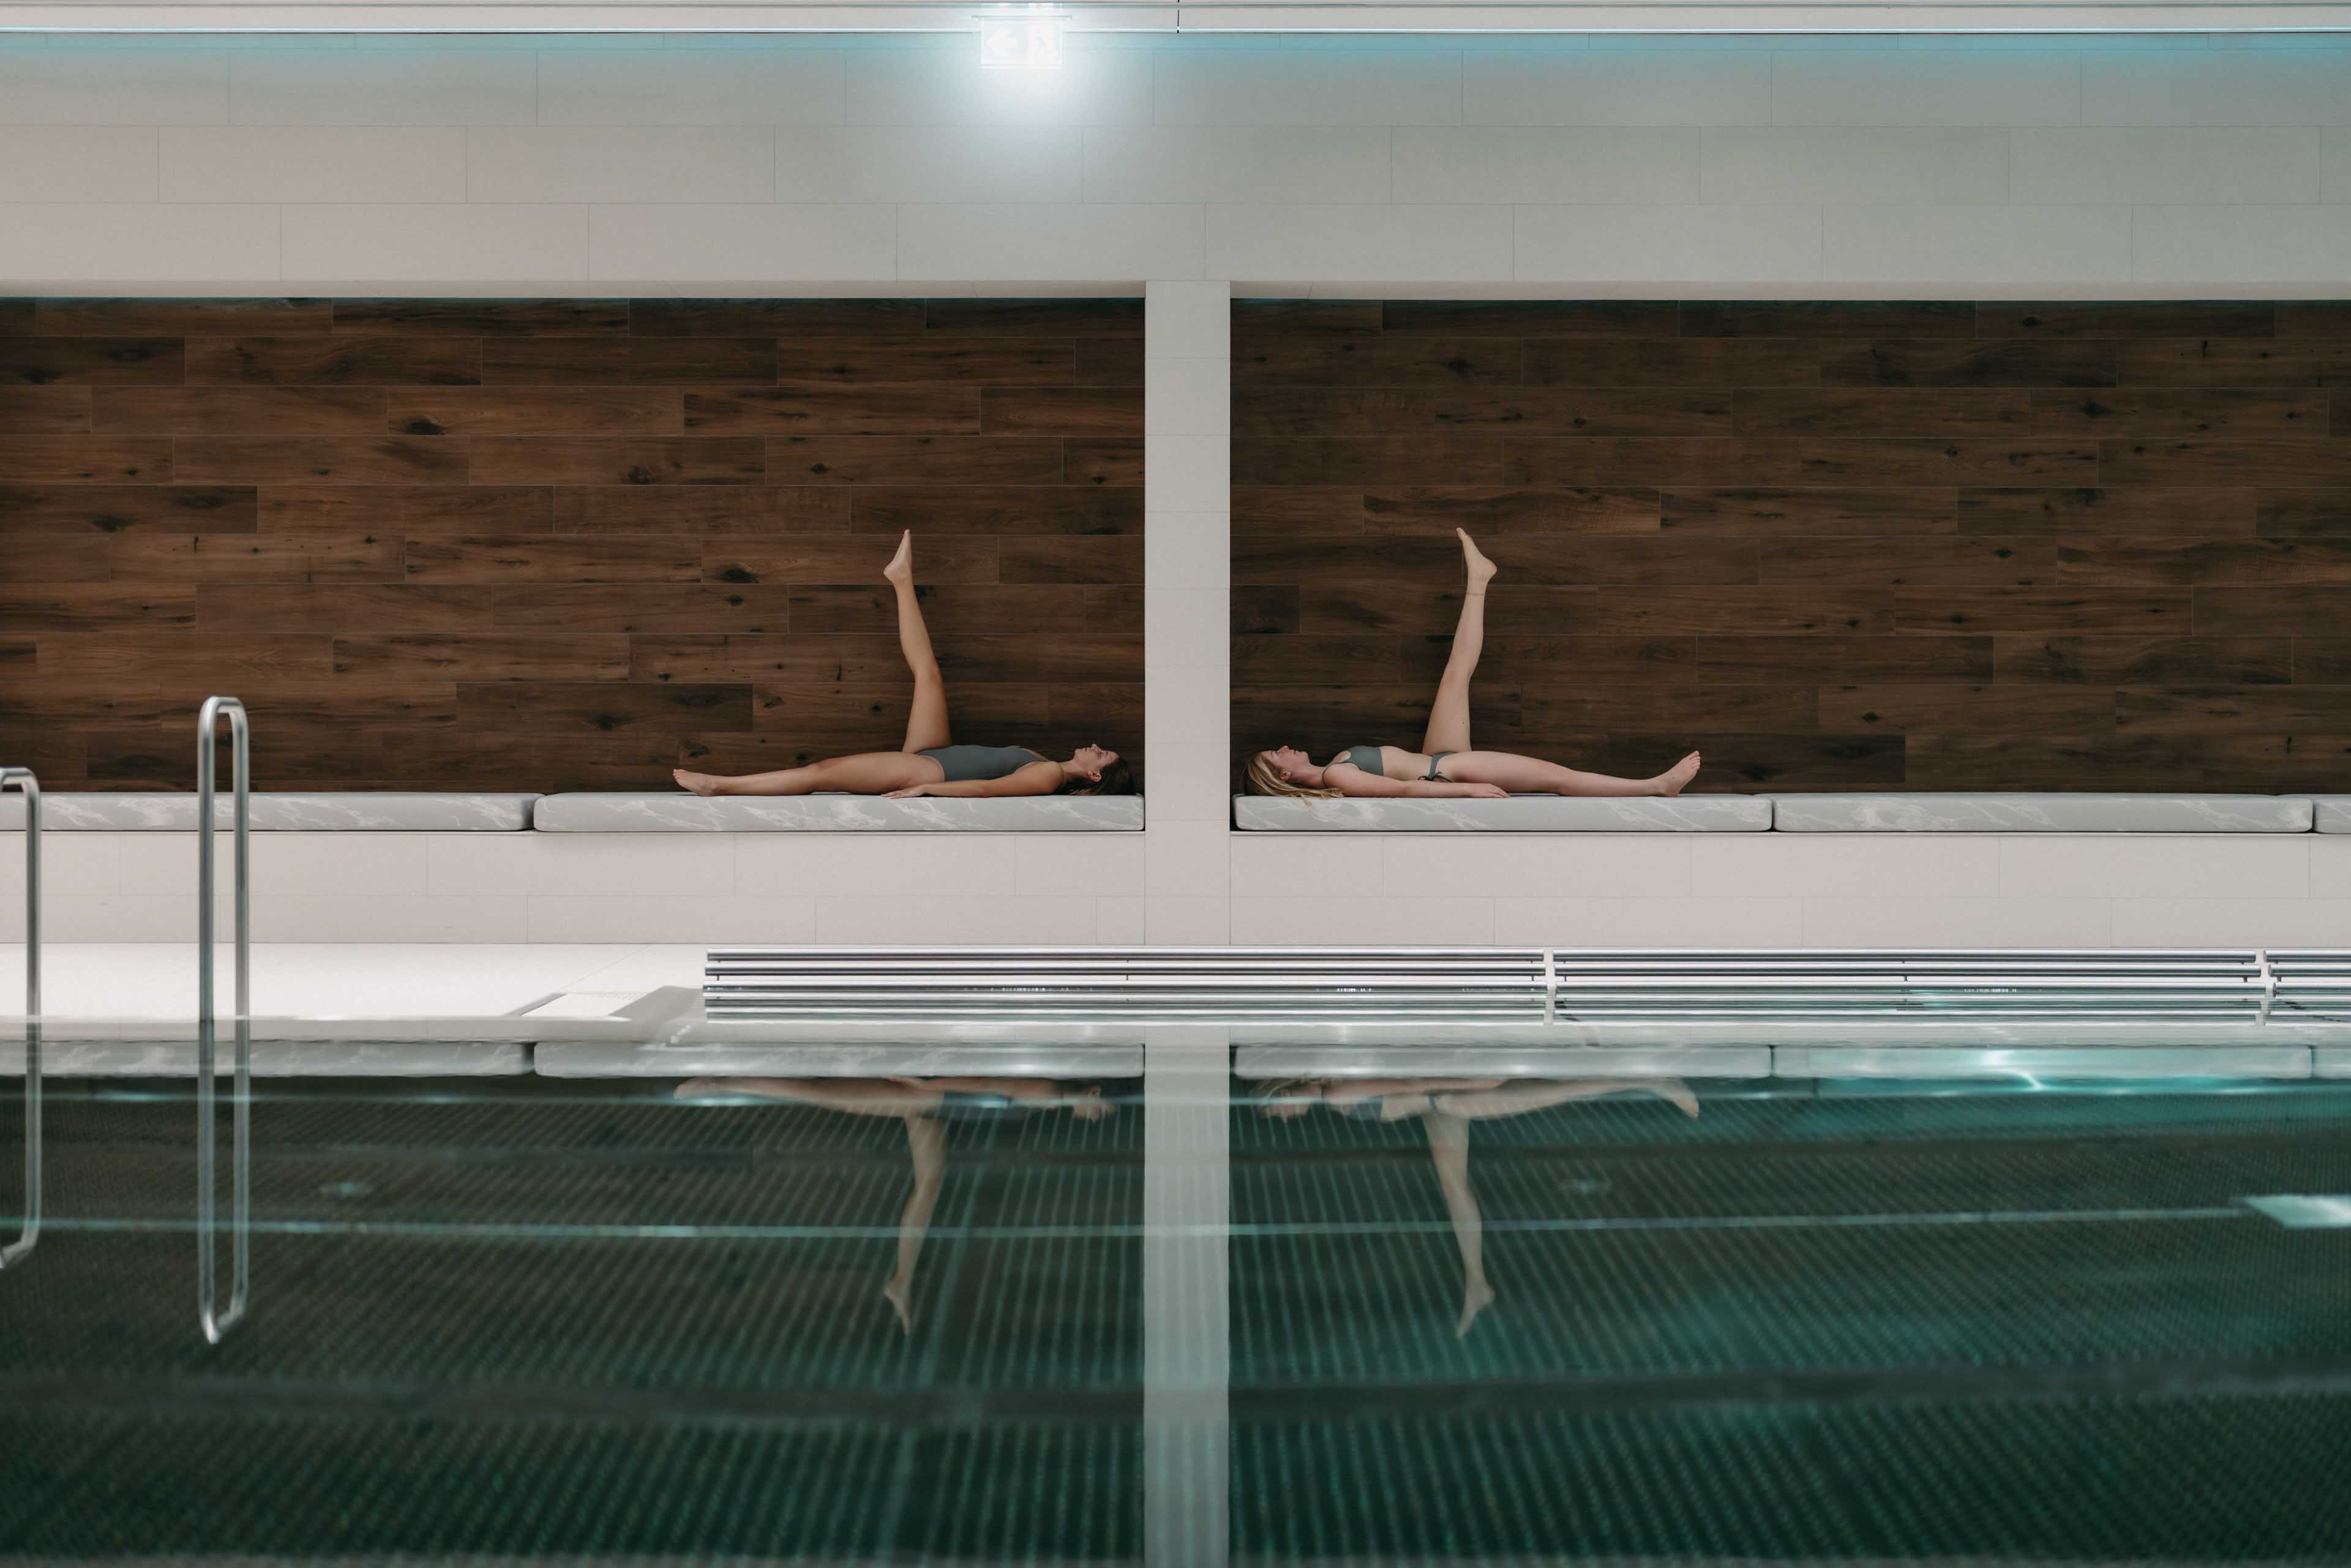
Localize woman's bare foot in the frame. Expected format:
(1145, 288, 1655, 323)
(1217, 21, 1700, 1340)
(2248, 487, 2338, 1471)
(883, 528, 913, 585)
(1457, 1280, 1496, 1338)
(1457, 527, 1498, 592)
(674, 768, 725, 797)
(1652, 751, 1701, 798)
(882, 1278, 914, 1334)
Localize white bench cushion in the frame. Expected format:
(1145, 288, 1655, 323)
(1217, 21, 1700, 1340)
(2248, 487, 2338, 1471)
(0, 792, 537, 831)
(2314, 799, 2351, 833)
(533, 792, 1142, 831)
(1771, 793, 2314, 833)
(1233, 795, 1770, 831)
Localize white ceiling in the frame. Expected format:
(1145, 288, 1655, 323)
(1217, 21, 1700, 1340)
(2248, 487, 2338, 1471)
(6, 0, 2351, 32)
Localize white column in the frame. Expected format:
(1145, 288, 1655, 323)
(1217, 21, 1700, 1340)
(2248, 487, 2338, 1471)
(1141, 1026, 1230, 1568)
(1142, 280, 1232, 945)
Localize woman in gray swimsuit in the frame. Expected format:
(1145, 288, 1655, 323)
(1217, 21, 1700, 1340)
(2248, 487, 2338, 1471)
(674, 531, 1131, 801)
(1244, 528, 1701, 803)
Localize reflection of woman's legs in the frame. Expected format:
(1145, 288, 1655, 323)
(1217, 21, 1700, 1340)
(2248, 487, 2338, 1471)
(888, 531, 951, 755)
(1422, 529, 1496, 757)
(1423, 1112, 1494, 1338)
(674, 1076, 944, 1116)
(883, 1112, 947, 1334)
(1434, 1078, 1699, 1119)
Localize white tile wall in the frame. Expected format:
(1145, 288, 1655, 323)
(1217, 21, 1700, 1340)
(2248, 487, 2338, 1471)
(1392, 129, 1701, 205)
(778, 126, 1080, 204)
(1700, 128, 2007, 204)
(1086, 127, 1391, 205)
(1462, 54, 1774, 127)
(1514, 204, 1823, 283)
(282, 204, 590, 283)
(1824, 204, 2134, 285)
(534, 48, 844, 126)
(17, 830, 2344, 947)
(6, 32, 2351, 290)
(163, 127, 467, 204)
(587, 203, 896, 282)
(228, 49, 539, 126)
(469, 128, 776, 204)
(0, 127, 158, 203)
(0, 48, 228, 124)
(2011, 128, 2321, 206)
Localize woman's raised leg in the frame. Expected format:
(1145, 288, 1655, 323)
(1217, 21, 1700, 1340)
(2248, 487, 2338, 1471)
(1422, 528, 1496, 757)
(888, 530, 952, 756)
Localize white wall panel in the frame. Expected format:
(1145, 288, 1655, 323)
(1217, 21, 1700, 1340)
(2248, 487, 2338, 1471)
(1515, 203, 1823, 283)
(0, 47, 227, 124)
(898, 201, 1202, 280)
(2012, 127, 2321, 206)
(1205, 203, 1513, 283)
(165, 127, 465, 203)
(0, 127, 159, 203)
(844, 45, 1154, 127)
(1823, 203, 2132, 284)
(587, 201, 895, 281)
(1152, 49, 1461, 127)
(227, 48, 538, 125)
(1085, 127, 1393, 206)
(0, 203, 279, 282)
(1771, 53, 2083, 127)
(776, 126, 1081, 204)
(534, 48, 844, 126)
(1701, 127, 2008, 204)
(1463, 53, 1774, 127)
(1392, 128, 1701, 205)
(468, 127, 775, 204)
(283, 203, 589, 282)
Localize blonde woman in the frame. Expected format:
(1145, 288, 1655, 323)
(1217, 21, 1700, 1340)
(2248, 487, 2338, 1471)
(1244, 528, 1700, 802)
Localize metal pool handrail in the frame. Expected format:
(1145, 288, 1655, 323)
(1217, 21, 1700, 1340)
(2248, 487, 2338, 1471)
(196, 697, 250, 1344)
(1, 767, 38, 1271)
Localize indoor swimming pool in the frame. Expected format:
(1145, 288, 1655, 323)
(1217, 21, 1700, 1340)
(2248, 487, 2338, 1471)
(3, 1040, 2349, 1564)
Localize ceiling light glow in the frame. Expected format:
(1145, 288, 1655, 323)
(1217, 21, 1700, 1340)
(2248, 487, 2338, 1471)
(978, 7, 1066, 68)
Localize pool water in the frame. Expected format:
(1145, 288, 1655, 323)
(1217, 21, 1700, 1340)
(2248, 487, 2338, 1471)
(2, 1065, 2349, 1563)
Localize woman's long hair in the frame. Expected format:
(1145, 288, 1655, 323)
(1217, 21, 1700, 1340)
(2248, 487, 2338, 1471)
(1063, 757, 1136, 796)
(1243, 749, 1341, 800)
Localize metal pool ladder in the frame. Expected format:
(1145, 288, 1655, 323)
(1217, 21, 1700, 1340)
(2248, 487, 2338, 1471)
(197, 697, 250, 1343)
(1, 766, 39, 1271)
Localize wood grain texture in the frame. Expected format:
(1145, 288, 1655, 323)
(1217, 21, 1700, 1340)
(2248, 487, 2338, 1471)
(1234, 298, 2351, 790)
(4, 295, 1144, 790)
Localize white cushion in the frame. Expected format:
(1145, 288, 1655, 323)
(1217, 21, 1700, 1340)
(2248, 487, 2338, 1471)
(2314, 799, 2351, 833)
(533, 792, 1141, 831)
(1771, 793, 2314, 833)
(1233, 794, 1770, 831)
(0, 792, 537, 831)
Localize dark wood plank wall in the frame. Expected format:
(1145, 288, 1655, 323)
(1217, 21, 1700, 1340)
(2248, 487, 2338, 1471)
(1231, 298, 2351, 793)
(0, 297, 1143, 792)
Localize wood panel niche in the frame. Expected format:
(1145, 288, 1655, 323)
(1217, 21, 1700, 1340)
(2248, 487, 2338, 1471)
(0, 297, 1144, 791)
(1230, 298, 2351, 792)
